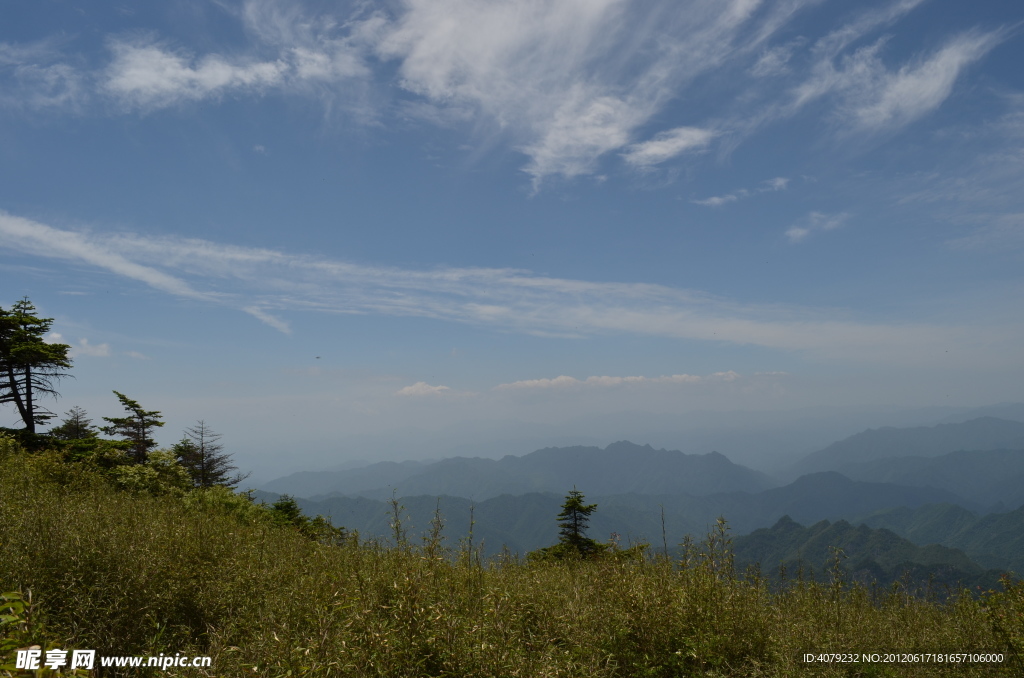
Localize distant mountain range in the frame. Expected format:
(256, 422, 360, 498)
(263, 441, 777, 500)
(787, 417, 1024, 478)
(732, 516, 1002, 591)
(254, 472, 972, 557)
(836, 449, 1024, 509)
(256, 415, 1024, 578)
(859, 503, 1024, 574)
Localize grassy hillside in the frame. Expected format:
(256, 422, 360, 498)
(3, 436, 1024, 677)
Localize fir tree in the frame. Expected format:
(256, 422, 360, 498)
(0, 298, 72, 433)
(173, 420, 249, 488)
(49, 406, 98, 440)
(100, 391, 164, 463)
(557, 487, 602, 555)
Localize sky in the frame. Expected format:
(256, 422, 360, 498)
(2, 0, 1023, 481)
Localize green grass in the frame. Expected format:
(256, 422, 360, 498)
(1, 438, 1022, 677)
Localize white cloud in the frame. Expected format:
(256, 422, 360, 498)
(0, 211, 993, 364)
(396, 381, 450, 396)
(73, 338, 111, 358)
(45, 332, 111, 357)
(243, 306, 292, 334)
(125, 351, 150, 360)
(693, 176, 788, 207)
(0, 40, 84, 110)
(7, 0, 993, 183)
(101, 3, 376, 112)
(751, 40, 801, 77)
(850, 30, 1003, 132)
(693, 194, 741, 207)
(495, 371, 738, 390)
(103, 38, 288, 109)
(622, 127, 716, 168)
(377, 0, 795, 185)
(786, 211, 848, 242)
(788, 21, 1004, 134)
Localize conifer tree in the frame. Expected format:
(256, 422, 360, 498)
(100, 391, 164, 463)
(49, 406, 98, 440)
(0, 297, 72, 433)
(557, 487, 601, 554)
(173, 420, 248, 488)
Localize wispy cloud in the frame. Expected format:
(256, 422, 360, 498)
(0, 211, 214, 301)
(44, 331, 110, 357)
(370, 0, 808, 185)
(0, 210, 994, 364)
(788, 15, 1004, 134)
(622, 127, 716, 168)
(851, 31, 1002, 131)
(0, 40, 84, 110)
(693, 176, 789, 207)
(785, 211, 848, 242)
(242, 306, 291, 334)
(3, 0, 1004, 186)
(495, 371, 738, 390)
(101, 29, 373, 110)
(73, 338, 111, 358)
(396, 381, 451, 396)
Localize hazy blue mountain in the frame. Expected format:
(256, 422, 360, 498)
(689, 472, 974, 534)
(254, 471, 972, 558)
(861, 503, 1024, 574)
(261, 460, 426, 498)
(262, 441, 777, 501)
(732, 516, 1000, 591)
(788, 417, 1024, 478)
(939, 403, 1024, 425)
(838, 449, 1024, 510)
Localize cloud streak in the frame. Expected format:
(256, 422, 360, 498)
(0, 211, 995, 364)
(495, 371, 739, 390)
(786, 211, 848, 242)
(693, 177, 789, 206)
(396, 381, 451, 397)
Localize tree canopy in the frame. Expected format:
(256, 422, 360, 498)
(173, 420, 249, 488)
(49, 406, 99, 441)
(0, 298, 72, 433)
(100, 391, 164, 463)
(529, 488, 608, 561)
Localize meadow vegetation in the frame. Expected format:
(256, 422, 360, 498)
(1, 434, 1023, 677)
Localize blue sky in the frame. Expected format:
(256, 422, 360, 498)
(2, 0, 1023, 480)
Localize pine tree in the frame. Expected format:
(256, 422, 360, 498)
(529, 488, 608, 561)
(0, 298, 72, 433)
(100, 391, 164, 463)
(173, 420, 248, 488)
(49, 406, 98, 440)
(557, 487, 601, 555)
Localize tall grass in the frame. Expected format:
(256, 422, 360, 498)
(1, 440, 1022, 676)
